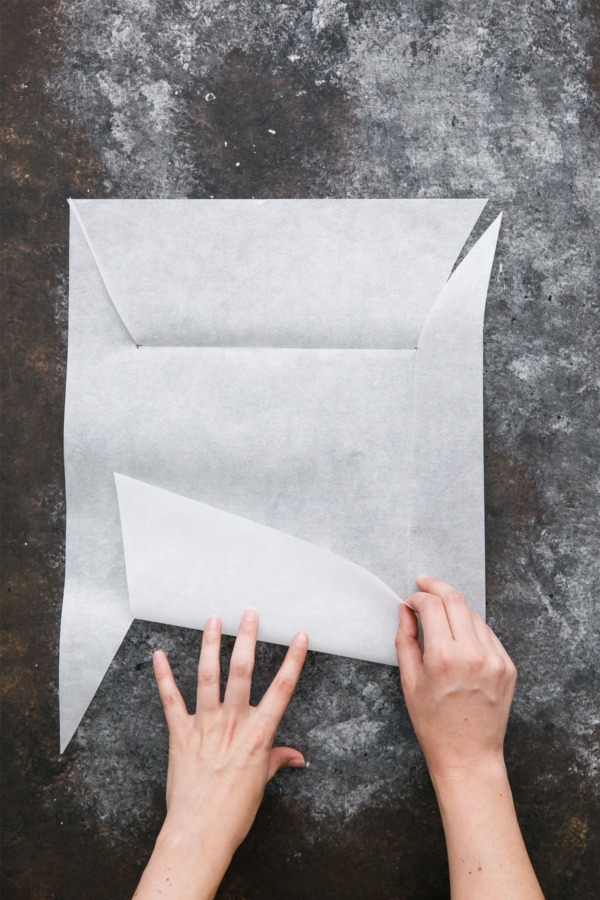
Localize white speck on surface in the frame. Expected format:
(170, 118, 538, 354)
(205, 91, 216, 101)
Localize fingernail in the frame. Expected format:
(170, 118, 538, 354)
(243, 608, 259, 622)
(153, 650, 166, 665)
(205, 615, 221, 630)
(288, 758, 305, 768)
(294, 631, 309, 648)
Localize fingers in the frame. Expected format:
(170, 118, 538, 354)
(258, 632, 308, 729)
(487, 623, 517, 673)
(395, 602, 423, 686)
(417, 575, 476, 641)
(469, 609, 496, 648)
(196, 615, 222, 711)
(407, 591, 453, 646)
(224, 609, 259, 708)
(153, 650, 189, 734)
(267, 746, 305, 781)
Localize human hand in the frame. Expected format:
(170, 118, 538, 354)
(148, 611, 308, 882)
(395, 575, 517, 782)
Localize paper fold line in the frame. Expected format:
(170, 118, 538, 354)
(68, 199, 138, 345)
(69, 198, 489, 349)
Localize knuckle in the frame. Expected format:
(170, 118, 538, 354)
(162, 692, 178, 709)
(489, 655, 505, 676)
(198, 667, 218, 686)
(447, 590, 465, 604)
(202, 630, 220, 645)
(430, 646, 452, 672)
(275, 676, 295, 698)
(231, 660, 253, 680)
(422, 594, 443, 613)
(466, 650, 486, 670)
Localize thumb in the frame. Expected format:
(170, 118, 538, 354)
(267, 746, 305, 781)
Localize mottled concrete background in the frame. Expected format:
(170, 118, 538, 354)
(2, 0, 599, 897)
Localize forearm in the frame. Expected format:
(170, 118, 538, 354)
(133, 820, 233, 900)
(430, 758, 544, 900)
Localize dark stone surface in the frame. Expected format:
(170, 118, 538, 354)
(2, 0, 599, 897)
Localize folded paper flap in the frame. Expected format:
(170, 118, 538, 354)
(114, 473, 401, 664)
(70, 198, 488, 349)
(418, 214, 502, 353)
(59, 588, 133, 753)
(409, 214, 502, 621)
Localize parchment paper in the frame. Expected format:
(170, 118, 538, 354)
(60, 199, 501, 751)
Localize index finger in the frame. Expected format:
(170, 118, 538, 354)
(407, 591, 453, 646)
(257, 632, 308, 729)
(417, 575, 462, 602)
(417, 575, 477, 642)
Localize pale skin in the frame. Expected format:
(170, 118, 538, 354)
(396, 575, 544, 899)
(134, 577, 544, 899)
(134, 609, 309, 900)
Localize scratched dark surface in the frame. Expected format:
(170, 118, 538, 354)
(2, 1, 599, 897)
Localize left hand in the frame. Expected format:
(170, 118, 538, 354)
(153, 610, 308, 858)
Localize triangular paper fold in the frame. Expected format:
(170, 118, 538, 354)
(115, 473, 401, 664)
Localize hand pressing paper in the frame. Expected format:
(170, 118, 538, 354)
(61, 199, 502, 751)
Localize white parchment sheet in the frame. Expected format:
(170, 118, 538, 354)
(60, 199, 501, 751)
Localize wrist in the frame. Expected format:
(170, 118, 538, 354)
(157, 816, 236, 871)
(136, 818, 235, 900)
(428, 752, 509, 800)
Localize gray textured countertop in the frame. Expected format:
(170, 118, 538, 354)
(2, 1, 599, 897)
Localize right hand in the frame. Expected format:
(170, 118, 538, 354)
(395, 575, 517, 780)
